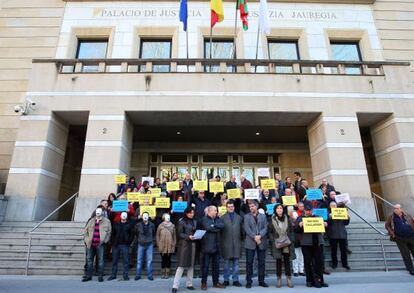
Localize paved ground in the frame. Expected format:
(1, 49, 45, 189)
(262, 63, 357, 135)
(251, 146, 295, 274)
(0, 271, 413, 292)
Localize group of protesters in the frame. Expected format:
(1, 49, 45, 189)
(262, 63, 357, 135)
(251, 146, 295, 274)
(82, 171, 414, 291)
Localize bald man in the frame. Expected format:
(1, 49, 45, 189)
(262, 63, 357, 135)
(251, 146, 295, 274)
(385, 204, 414, 275)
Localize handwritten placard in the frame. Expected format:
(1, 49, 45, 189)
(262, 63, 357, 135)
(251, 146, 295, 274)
(282, 195, 297, 206)
(266, 203, 277, 215)
(218, 206, 227, 216)
(261, 179, 276, 190)
(127, 192, 140, 202)
(112, 200, 128, 212)
(138, 194, 152, 204)
(334, 193, 351, 205)
(313, 208, 328, 221)
(172, 201, 187, 213)
(141, 176, 154, 186)
(209, 181, 224, 193)
(156, 197, 170, 209)
(149, 188, 161, 197)
(303, 217, 325, 233)
(331, 208, 348, 220)
(244, 188, 260, 200)
(114, 175, 126, 184)
(167, 181, 180, 191)
(227, 188, 241, 199)
(306, 188, 323, 200)
(140, 206, 156, 218)
(193, 180, 208, 191)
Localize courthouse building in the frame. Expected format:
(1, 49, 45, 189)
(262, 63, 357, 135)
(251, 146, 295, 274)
(0, 0, 413, 222)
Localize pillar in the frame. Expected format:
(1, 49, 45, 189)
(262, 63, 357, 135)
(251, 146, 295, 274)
(371, 116, 414, 216)
(308, 115, 376, 221)
(5, 114, 68, 221)
(74, 114, 133, 222)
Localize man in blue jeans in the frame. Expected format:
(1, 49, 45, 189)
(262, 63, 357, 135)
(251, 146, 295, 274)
(82, 208, 112, 282)
(108, 212, 133, 281)
(135, 212, 155, 281)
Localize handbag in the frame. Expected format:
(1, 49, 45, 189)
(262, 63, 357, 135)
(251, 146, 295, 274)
(275, 235, 291, 249)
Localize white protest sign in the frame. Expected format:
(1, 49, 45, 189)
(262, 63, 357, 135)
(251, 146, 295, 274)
(335, 193, 351, 204)
(142, 176, 154, 186)
(257, 168, 270, 177)
(244, 188, 260, 200)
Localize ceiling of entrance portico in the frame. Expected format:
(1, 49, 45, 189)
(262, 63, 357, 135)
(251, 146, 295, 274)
(128, 111, 320, 143)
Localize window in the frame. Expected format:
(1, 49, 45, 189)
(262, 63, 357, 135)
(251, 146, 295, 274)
(330, 42, 362, 74)
(268, 40, 299, 73)
(161, 154, 188, 163)
(204, 39, 235, 72)
(139, 39, 172, 72)
(76, 39, 108, 72)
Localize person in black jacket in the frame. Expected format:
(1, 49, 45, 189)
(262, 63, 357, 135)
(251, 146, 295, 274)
(294, 202, 328, 288)
(200, 205, 225, 290)
(328, 201, 350, 270)
(108, 212, 133, 281)
(134, 212, 155, 281)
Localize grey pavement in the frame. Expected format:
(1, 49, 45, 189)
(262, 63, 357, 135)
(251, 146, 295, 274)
(0, 271, 414, 293)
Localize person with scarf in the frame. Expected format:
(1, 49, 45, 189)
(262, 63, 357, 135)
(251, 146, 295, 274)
(268, 203, 295, 288)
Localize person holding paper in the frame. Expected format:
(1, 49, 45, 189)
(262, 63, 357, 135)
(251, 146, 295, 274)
(220, 200, 243, 287)
(172, 207, 197, 293)
(138, 180, 150, 194)
(268, 204, 295, 288)
(240, 175, 253, 195)
(244, 201, 269, 288)
(225, 176, 242, 214)
(327, 202, 350, 270)
(200, 206, 225, 290)
(294, 203, 328, 288)
(112, 194, 135, 223)
(182, 173, 194, 202)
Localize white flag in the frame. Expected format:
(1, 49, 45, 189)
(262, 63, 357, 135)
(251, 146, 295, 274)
(259, 0, 270, 34)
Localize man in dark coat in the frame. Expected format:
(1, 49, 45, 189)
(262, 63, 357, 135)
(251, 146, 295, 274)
(220, 200, 243, 287)
(318, 178, 336, 194)
(244, 201, 269, 288)
(200, 205, 225, 290)
(385, 204, 414, 275)
(194, 191, 210, 227)
(225, 176, 242, 214)
(108, 212, 134, 281)
(294, 203, 328, 288)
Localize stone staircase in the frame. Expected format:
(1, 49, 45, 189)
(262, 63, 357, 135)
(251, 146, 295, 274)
(0, 221, 407, 275)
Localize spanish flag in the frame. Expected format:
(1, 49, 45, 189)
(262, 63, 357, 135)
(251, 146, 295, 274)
(211, 0, 224, 27)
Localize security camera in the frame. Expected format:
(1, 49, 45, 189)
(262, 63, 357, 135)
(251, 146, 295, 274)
(14, 105, 21, 113)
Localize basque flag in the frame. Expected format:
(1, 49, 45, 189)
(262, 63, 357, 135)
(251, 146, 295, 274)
(179, 0, 188, 31)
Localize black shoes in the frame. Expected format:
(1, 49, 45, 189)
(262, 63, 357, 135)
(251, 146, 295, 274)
(259, 282, 269, 288)
(233, 281, 242, 287)
(172, 289, 177, 293)
(107, 275, 116, 281)
(409, 270, 414, 276)
(293, 273, 299, 277)
(186, 286, 196, 290)
(306, 282, 313, 287)
(98, 276, 103, 282)
(246, 283, 252, 289)
(332, 264, 338, 269)
(223, 281, 230, 286)
(81, 276, 92, 282)
(343, 265, 351, 270)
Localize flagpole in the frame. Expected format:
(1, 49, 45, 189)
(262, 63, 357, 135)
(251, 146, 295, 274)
(186, 28, 189, 72)
(233, 5, 238, 60)
(209, 25, 213, 71)
(254, 22, 260, 73)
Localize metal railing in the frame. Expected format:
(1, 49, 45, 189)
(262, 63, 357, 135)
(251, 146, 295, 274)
(347, 205, 390, 271)
(371, 192, 395, 222)
(25, 192, 81, 275)
(32, 58, 410, 76)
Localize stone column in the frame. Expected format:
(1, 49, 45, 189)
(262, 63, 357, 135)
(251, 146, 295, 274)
(308, 115, 376, 220)
(74, 114, 133, 222)
(5, 114, 68, 221)
(371, 116, 414, 216)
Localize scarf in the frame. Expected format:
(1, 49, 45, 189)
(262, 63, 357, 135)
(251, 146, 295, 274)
(272, 215, 289, 253)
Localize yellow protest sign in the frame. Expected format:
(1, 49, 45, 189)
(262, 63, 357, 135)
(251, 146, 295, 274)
(303, 217, 325, 233)
(149, 188, 161, 197)
(218, 206, 227, 216)
(282, 195, 297, 206)
(227, 188, 241, 199)
(209, 181, 224, 193)
(331, 208, 348, 220)
(140, 206, 156, 218)
(114, 175, 126, 184)
(193, 180, 208, 191)
(127, 192, 140, 202)
(138, 194, 152, 204)
(261, 179, 276, 190)
(156, 197, 170, 209)
(167, 181, 180, 191)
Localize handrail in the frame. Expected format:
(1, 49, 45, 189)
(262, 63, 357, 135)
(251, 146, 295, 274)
(346, 205, 388, 236)
(372, 192, 395, 207)
(25, 192, 79, 275)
